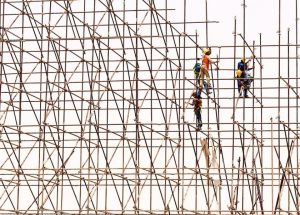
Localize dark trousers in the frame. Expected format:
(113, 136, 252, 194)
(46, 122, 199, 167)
(195, 110, 202, 129)
(237, 79, 248, 97)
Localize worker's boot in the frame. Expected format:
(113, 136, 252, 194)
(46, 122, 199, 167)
(196, 89, 201, 97)
(204, 82, 212, 94)
(199, 123, 202, 130)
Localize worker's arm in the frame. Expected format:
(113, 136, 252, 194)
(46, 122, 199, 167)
(208, 57, 219, 69)
(246, 55, 255, 64)
(208, 56, 217, 64)
(246, 61, 255, 70)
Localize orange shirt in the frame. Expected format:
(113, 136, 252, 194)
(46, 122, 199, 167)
(202, 54, 210, 70)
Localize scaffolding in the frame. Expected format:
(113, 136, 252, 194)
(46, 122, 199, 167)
(0, 0, 299, 214)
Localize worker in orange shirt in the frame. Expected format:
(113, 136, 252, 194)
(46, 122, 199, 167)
(199, 48, 218, 90)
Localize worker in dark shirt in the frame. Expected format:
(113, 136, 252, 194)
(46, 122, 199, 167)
(191, 91, 202, 131)
(236, 56, 254, 98)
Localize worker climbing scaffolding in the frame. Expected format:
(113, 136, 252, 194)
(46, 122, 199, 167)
(236, 56, 255, 98)
(194, 62, 211, 94)
(191, 47, 218, 131)
(193, 62, 201, 80)
(190, 91, 202, 131)
(199, 48, 218, 90)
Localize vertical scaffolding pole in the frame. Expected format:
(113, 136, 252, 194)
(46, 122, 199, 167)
(135, 0, 140, 213)
(230, 16, 237, 214)
(149, 1, 153, 213)
(205, 0, 208, 47)
(242, 0, 246, 59)
(287, 27, 290, 214)
(295, 1, 299, 212)
(276, 0, 282, 213)
(259, 32, 264, 214)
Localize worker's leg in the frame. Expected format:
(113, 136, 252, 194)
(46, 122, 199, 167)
(244, 88, 248, 97)
(196, 110, 202, 130)
(204, 81, 208, 92)
(198, 111, 202, 129)
(196, 88, 201, 97)
(247, 78, 253, 88)
(195, 112, 200, 130)
(237, 80, 242, 96)
(242, 80, 249, 97)
(199, 67, 205, 89)
(195, 73, 200, 87)
(204, 69, 211, 88)
(241, 78, 248, 97)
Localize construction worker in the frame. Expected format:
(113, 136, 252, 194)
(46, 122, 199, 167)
(193, 62, 211, 94)
(193, 62, 201, 80)
(236, 56, 254, 98)
(199, 48, 218, 90)
(190, 91, 202, 131)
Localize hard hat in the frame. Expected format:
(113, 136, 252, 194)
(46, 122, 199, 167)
(241, 57, 246, 62)
(203, 48, 211, 55)
(236, 69, 242, 77)
(203, 48, 209, 54)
